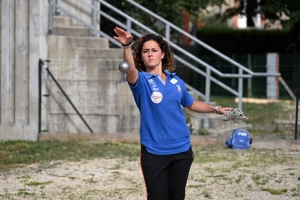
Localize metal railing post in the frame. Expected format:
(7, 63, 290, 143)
(204, 67, 211, 129)
(38, 59, 43, 134)
(55, 0, 61, 15)
(48, 0, 54, 32)
(126, 18, 132, 34)
(165, 24, 170, 41)
(295, 64, 300, 140)
(238, 67, 243, 110)
(92, 0, 97, 36)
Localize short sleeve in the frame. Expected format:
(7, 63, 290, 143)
(181, 83, 194, 107)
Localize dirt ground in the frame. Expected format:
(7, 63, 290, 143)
(1, 145, 300, 200)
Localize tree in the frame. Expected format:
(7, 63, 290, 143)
(260, 0, 300, 30)
(221, 0, 300, 52)
(261, 0, 300, 52)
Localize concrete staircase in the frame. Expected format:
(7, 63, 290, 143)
(45, 15, 139, 134)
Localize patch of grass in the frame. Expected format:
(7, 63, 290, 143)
(17, 189, 35, 196)
(84, 177, 98, 184)
(202, 191, 212, 199)
(197, 129, 210, 136)
(1, 141, 294, 171)
(189, 184, 203, 188)
(196, 178, 207, 183)
(247, 184, 253, 191)
(275, 178, 282, 183)
(235, 175, 245, 184)
(285, 168, 297, 171)
(83, 189, 102, 196)
(25, 181, 52, 186)
(252, 174, 269, 185)
(0, 140, 140, 170)
(18, 175, 31, 179)
(261, 188, 288, 195)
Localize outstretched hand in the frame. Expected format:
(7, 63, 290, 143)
(113, 27, 133, 46)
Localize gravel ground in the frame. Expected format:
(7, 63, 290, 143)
(0, 147, 300, 200)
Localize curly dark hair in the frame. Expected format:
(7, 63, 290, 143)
(133, 33, 176, 72)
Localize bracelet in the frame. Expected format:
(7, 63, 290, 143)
(214, 106, 222, 114)
(122, 41, 133, 48)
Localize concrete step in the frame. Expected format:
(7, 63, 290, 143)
(203, 114, 230, 128)
(46, 73, 124, 114)
(75, 48, 123, 59)
(48, 35, 109, 49)
(47, 58, 123, 74)
(53, 16, 75, 27)
(46, 58, 124, 80)
(53, 16, 87, 27)
(51, 26, 92, 37)
(78, 58, 123, 71)
(48, 47, 123, 60)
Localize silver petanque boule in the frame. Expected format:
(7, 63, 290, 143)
(118, 61, 130, 73)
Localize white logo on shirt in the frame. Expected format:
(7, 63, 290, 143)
(176, 85, 181, 93)
(148, 79, 155, 84)
(151, 92, 163, 104)
(170, 78, 178, 84)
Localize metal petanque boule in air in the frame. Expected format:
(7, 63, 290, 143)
(118, 61, 130, 73)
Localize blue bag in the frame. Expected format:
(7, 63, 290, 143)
(225, 129, 252, 149)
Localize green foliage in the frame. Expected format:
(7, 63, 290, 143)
(101, 0, 226, 41)
(260, 0, 300, 29)
(128, 0, 226, 27)
(196, 28, 290, 54)
(222, 0, 300, 29)
(221, 0, 300, 52)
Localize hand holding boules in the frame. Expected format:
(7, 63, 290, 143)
(220, 108, 249, 121)
(118, 61, 130, 73)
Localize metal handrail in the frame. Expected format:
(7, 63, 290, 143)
(126, 0, 253, 75)
(94, 0, 247, 128)
(48, 0, 281, 128)
(125, 0, 281, 78)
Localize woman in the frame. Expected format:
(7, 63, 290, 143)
(113, 27, 231, 200)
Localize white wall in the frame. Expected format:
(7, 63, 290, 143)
(0, 0, 48, 141)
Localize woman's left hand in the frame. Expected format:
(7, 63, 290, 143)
(217, 107, 232, 115)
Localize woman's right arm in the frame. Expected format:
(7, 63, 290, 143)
(113, 27, 138, 85)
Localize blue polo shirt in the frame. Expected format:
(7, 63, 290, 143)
(128, 70, 194, 155)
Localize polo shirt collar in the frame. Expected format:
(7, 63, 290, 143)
(143, 70, 176, 79)
(164, 70, 176, 77)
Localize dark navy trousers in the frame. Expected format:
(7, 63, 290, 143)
(140, 144, 194, 200)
